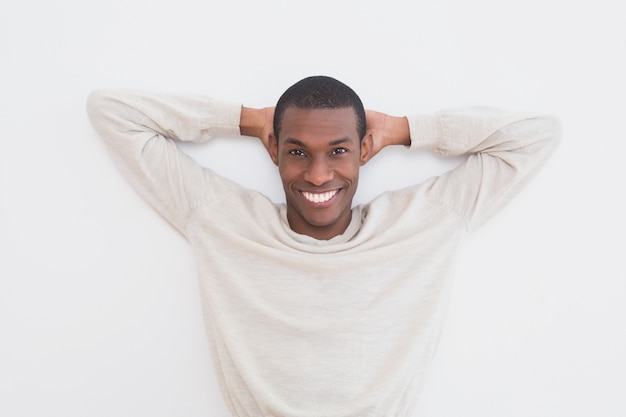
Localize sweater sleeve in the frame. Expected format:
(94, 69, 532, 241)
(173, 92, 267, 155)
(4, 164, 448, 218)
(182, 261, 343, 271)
(406, 106, 561, 231)
(86, 89, 242, 232)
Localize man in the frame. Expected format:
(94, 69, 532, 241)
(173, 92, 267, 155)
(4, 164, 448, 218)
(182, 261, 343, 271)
(87, 76, 560, 417)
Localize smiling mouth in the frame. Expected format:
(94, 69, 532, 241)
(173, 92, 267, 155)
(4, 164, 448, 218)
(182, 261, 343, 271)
(301, 189, 339, 204)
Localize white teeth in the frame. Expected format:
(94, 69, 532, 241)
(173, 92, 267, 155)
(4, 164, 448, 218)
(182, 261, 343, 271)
(302, 190, 338, 203)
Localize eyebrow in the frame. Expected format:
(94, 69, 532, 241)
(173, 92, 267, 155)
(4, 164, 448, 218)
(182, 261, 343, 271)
(284, 137, 352, 147)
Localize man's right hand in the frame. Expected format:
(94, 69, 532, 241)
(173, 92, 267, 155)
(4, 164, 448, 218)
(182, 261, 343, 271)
(240, 106, 275, 156)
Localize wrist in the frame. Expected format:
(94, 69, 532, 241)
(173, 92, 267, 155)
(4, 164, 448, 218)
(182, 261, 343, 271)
(386, 115, 411, 147)
(240, 106, 263, 138)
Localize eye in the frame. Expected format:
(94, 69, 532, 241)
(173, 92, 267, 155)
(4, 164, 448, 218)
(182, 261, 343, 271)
(288, 149, 306, 157)
(331, 148, 348, 155)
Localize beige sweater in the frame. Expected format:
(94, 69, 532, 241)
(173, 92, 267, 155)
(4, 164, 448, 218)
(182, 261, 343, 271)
(87, 90, 560, 417)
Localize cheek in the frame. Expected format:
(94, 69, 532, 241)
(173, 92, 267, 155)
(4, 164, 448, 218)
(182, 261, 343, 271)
(334, 160, 361, 181)
(278, 161, 302, 183)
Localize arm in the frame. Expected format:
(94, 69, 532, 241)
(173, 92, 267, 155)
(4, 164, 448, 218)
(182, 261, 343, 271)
(364, 110, 411, 160)
(368, 106, 561, 230)
(86, 89, 242, 232)
(240, 106, 275, 155)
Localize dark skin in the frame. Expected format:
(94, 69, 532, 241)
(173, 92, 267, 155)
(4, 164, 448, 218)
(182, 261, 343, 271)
(240, 105, 410, 240)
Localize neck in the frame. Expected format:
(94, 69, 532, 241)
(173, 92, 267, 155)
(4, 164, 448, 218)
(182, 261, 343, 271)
(286, 208, 353, 241)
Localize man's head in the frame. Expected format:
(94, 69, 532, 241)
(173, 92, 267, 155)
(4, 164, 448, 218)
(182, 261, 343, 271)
(273, 76, 366, 141)
(268, 76, 372, 240)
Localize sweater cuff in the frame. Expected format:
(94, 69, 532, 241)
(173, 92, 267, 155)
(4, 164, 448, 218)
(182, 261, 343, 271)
(407, 113, 444, 152)
(205, 99, 243, 137)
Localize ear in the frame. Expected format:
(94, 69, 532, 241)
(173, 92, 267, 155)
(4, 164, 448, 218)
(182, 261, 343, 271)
(359, 133, 374, 166)
(268, 133, 279, 166)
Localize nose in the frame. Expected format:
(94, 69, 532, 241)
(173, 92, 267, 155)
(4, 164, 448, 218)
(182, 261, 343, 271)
(304, 156, 333, 186)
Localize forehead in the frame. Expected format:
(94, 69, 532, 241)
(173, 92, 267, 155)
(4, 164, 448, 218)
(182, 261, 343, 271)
(278, 107, 359, 142)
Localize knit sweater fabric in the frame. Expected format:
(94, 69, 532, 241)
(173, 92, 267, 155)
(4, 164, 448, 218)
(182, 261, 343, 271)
(87, 90, 560, 417)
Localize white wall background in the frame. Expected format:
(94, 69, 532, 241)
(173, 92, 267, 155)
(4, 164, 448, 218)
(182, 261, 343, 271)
(1, 0, 624, 416)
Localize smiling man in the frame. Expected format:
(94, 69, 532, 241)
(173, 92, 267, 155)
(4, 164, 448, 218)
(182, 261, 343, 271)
(87, 76, 560, 417)
(270, 105, 370, 239)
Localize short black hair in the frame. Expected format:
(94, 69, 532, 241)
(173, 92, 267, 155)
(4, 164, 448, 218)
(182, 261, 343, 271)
(273, 76, 366, 141)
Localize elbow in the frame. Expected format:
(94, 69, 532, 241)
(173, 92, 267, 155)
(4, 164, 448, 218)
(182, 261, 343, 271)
(86, 89, 131, 136)
(85, 89, 112, 123)
(544, 115, 562, 151)
(85, 89, 131, 145)
(530, 114, 562, 152)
